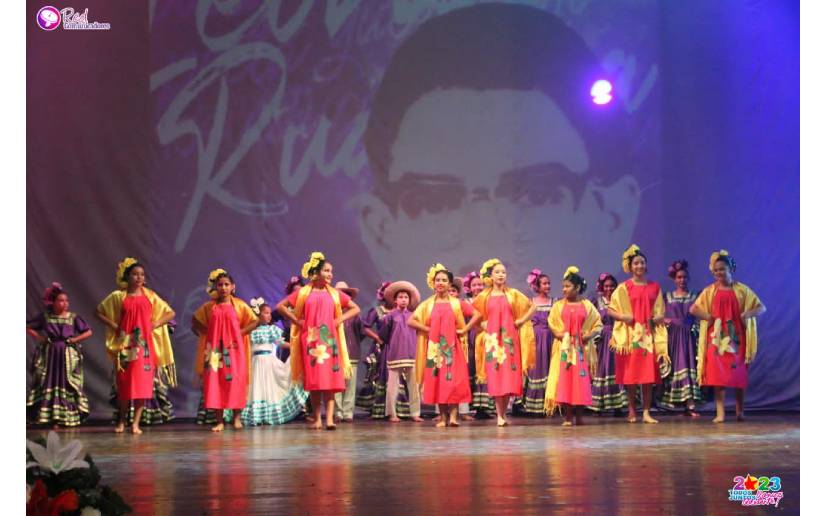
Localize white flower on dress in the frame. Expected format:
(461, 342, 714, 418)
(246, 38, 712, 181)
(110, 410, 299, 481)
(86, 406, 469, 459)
(309, 344, 330, 364)
(26, 431, 89, 475)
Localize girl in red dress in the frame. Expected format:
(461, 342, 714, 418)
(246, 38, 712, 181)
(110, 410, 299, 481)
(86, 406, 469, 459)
(544, 267, 603, 426)
(276, 252, 361, 430)
(607, 245, 670, 424)
(97, 258, 176, 434)
(689, 250, 765, 422)
(472, 258, 537, 427)
(192, 269, 260, 432)
(409, 264, 481, 427)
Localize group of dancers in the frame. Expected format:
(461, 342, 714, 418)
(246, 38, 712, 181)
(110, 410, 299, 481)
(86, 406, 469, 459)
(26, 244, 765, 433)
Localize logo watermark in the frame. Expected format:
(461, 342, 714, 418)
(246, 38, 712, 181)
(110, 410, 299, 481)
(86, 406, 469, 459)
(36, 6, 110, 31)
(728, 474, 784, 508)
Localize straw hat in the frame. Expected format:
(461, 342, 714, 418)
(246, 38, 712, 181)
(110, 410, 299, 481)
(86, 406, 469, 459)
(334, 281, 359, 298)
(383, 280, 421, 309)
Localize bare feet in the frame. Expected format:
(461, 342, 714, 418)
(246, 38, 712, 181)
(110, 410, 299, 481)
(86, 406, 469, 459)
(325, 423, 336, 431)
(411, 416, 424, 422)
(233, 419, 243, 430)
(309, 420, 322, 430)
(388, 416, 402, 423)
(712, 415, 725, 423)
(131, 425, 143, 434)
(449, 419, 460, 427)
(642, 413, 659, 424)
(561, 421, 573, 426)
(496, 418, 509, 427)
(435, 420, 447, 428)
(460, 414, 475, 421)
(627, 414, 637, 423)
(114, 422, 126, 433)
(211, 423, 224, 432)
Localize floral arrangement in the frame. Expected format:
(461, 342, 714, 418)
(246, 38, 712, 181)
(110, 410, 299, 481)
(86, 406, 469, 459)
(115, 257, 138, 289)
(426, 263, 448, 290)
(300, 252, 325, 279)
(709, 249, 736, 272)
(42, 282, 63, 307)
(621, 244, 642, 273)
(249, 297, 266, 315)
(525, 268, 543, 292)
(206, 268, 227, 297)
(479, 258, 502, 287)
(26, 431, 131, 515)
(462, 272, 479, 295)
(667, 259, 689, 279)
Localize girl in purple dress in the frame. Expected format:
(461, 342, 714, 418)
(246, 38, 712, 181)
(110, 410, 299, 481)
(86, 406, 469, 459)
(519, 269, 553, 416)
(589, 273, 627, 415)
(659, 260, 702, 416)
(27, 283, 93, 427)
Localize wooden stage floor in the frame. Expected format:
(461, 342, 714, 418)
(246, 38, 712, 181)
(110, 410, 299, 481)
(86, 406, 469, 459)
(27, 413, 799, 515)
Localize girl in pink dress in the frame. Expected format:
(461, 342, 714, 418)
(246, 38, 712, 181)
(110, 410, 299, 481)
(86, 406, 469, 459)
(607, 245, 670, 424)
(690, 250, 765, 422)
(472, 259, 537, 426)
(409, 264, 481, 427)
(544, 267, 603, 426)
(276, 252, 361, 430)
(97, 258, 176, 434)
(192, 269, 260, 432)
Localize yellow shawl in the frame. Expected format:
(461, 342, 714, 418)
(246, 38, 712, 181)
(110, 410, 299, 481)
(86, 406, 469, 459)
(192, 296, 256, 382)
(289, 284, 352, 384)
(693, 282, 762, 384)
(607, 281, 668, 359)
(411, 295, 468, 385)
(97, 288, 177, 386)
(471, 287, 536, 382)
(543, 299, 603, 414)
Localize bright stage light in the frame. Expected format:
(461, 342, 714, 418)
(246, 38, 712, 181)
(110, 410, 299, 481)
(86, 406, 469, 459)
(590, 79, 613, 105)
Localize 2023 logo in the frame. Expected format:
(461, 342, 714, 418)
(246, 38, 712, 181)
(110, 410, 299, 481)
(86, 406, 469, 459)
(728, 474, 784, 507)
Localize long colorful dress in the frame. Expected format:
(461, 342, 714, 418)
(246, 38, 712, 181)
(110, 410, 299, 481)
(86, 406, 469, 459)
(98, 288, 177, 406)
(413, 298, 474, 404)
(589, 295, 628, 411)
(26, 312, 90, 426)
(693, 283, 763, 389)
(335, 316, 367, 419)
(108, 320, 179, 425)
(519, 301, 553, 415)
(609, 280, 668, 385)
(288, 285, 353, 393)
(240, 324, 308, 425)
(472, 288, 536, 398)
(659, 291, 703, 407)
(198, 300, 255, 409)
(544, 299, 602, 412)
(469, 306, 495, 414)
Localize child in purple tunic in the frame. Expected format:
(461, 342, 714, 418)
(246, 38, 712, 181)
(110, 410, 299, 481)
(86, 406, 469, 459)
(659, 260, 702, 416)
(381, 280, 423, 422)
(26, 283, 93, 427)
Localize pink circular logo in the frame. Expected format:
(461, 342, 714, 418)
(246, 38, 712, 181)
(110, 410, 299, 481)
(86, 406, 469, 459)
(36, 6, 61, 31)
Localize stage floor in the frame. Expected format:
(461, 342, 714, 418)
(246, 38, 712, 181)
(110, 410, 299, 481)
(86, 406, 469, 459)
(27, 413, 799, 515)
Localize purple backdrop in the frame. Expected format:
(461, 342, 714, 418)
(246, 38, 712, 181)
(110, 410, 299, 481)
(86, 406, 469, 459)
(27, 0, 799, 417)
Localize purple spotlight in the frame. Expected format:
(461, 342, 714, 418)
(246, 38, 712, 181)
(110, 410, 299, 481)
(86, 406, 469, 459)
(590, 79, 613, 105)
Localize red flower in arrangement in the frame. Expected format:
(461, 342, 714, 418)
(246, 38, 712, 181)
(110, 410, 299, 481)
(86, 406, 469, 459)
(26, 480, 79, 516)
